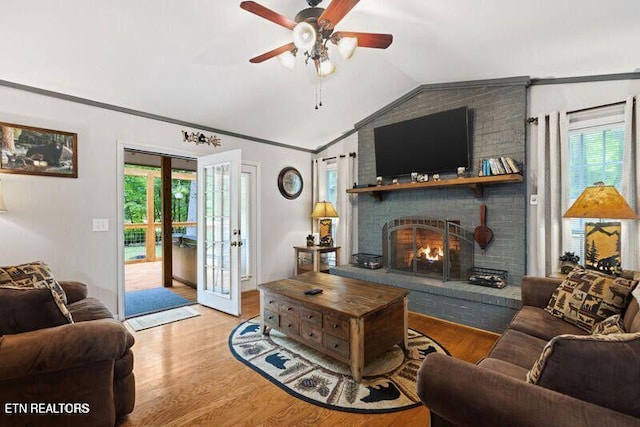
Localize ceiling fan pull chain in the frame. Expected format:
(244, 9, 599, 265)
(319, 77, 323, 107)
(315, 82, 319, 110)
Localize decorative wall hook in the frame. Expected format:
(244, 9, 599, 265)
(182, 131, 221, 147)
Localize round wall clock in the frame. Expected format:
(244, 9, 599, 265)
(277, 167, 303, 200)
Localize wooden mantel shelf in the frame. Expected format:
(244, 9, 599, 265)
(346, 174, 523, 200)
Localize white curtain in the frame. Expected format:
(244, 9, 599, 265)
(533, 98, 640, 275)
(534, 111, 569, 276)
(311, 159, 327, 234)
(622, 96, 640, 269)
(335, 155, 355, 265)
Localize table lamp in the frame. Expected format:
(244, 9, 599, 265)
(311, 201, 338, 246)
(563, 181, 637, 272)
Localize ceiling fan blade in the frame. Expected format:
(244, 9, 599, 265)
(249, 42, 296, 63)
(240, 1, 297, 30)
(318, 0, 360, 30)
(332, 31, 393, 49)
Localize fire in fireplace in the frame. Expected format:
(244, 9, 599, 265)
(382, 218, 474, 281)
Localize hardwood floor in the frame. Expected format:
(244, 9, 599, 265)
(125, 261, 196, 302)
(118, 290, 499, 427)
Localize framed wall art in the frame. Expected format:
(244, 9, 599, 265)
(0, 121, 78, 178)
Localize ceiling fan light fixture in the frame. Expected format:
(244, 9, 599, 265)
(292, 22, 317, 52)
(317, 58, 335, 77)
(337, 36, 357, 59)
(277, 50, 297, 70)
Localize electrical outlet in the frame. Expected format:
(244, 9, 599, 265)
(92, 218, 109, 232)
(530, 194, 538, 206)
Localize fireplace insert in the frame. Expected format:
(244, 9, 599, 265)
(382, 218, 474, 281)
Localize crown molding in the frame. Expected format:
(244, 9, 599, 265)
(0, 79, 314, 154)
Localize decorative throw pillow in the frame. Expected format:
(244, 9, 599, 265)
(0, 288, 70, 334)
(526, 332, 640, 418)
(526, 332, 640, 384)
(592, 314, 626, 335)
(0, 261, 73, 324)
(633, 284, 640, 305)
(545, 268, 637, 332)
(617, 270, 640, 281)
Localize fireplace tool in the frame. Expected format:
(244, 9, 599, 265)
(473, 203, 494, 254)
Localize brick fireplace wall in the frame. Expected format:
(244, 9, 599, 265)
(357, 78, 528, 285)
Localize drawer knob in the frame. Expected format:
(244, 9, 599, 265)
(308, 333, 314, 337)
(268, 300, 274, 304)
(287, 324, 292, 328)
(333, 343, 339, 348)
(287, 307, 292, 311)
(333, 324, 339, 328)
(268, 316, 273, 320)
(308, 315, 313, 319)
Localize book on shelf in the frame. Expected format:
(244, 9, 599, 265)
(479, 157, 521, 176)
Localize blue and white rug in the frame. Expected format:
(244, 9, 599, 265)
(229, 317, 449, 413)
(125, 287, 192, 318)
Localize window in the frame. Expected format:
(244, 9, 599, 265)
(567, 108, 625, 260)
(325, 161, 338, 245)
(326, 163, 337, 207)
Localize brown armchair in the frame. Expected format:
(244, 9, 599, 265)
(0, 281, 135, 427)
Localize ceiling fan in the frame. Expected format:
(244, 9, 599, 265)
(240, 0, 393, 77)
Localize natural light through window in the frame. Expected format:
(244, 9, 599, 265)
(568, 120, 624, 260)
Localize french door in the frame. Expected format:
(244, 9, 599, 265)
(197, 149, 241, 316)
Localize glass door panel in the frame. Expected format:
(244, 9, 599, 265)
(197, 150, 241, 315)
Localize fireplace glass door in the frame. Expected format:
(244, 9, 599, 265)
(384, 218, 474, 281)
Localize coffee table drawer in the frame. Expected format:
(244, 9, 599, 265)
(324, 314, 349, 340)
(280, 314, 300, 336)
(263, 309, 279, 328)
(300, 307, 322, 325)
(263, 294, 280, 312)
(300, 322, 322, 345)
(279, 301, 299, 317)
(323, 333, 350, 359)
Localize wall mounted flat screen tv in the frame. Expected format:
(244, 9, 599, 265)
(374, 106, 470, 177)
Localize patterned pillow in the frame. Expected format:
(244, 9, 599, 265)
(0, 261, 73, 324)
(592, 314, 626, 335)
(545, 268, 636, 332)
(526, 332, 640, 384)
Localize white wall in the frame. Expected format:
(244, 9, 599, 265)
(526, 79, 640, 275)
(0, 85, 312, 314)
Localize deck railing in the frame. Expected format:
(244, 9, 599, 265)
(124, 165, 196, 264)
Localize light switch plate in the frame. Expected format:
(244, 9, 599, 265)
(92, 218, 109, 232)
(530, 194, 538, 205)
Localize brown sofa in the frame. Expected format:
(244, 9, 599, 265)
(417, 275, 640, 427)
(0, 281, 135, 427)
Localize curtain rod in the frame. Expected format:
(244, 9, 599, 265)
(321, 152, 356, 162)
(526, 99, 633, 124)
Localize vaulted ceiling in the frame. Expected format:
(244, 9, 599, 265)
(1, 0, 638, 151)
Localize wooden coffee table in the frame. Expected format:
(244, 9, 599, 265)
(259, 272, 409, 382)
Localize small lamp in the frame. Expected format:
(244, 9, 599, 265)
(563, 181, 637, 272)
(292, 22, 317, 52)
(0, 180, 7, 212)
(311, 201, 338, 246)
(337, 36, 357, 59)
(277, 50, 297, 71)
(316, 57, 336, 77)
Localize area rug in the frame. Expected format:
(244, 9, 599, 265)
(126, 306, 201, 331)
(229, 317, 449, 413)
(125, 287, 192, 318)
